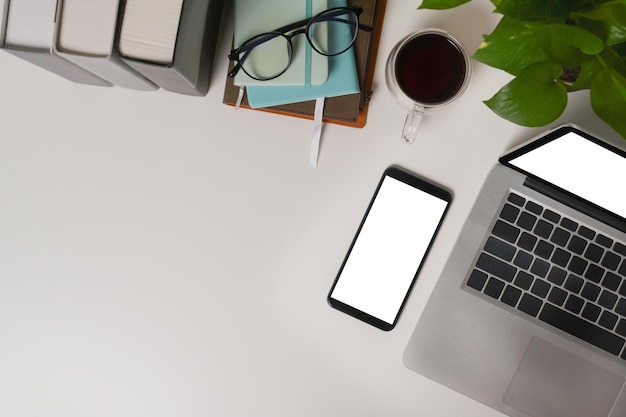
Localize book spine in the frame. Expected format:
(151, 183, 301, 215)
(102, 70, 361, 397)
(119, 0, 223, 96)
(1, 0, 112, 86)
(54, 0, 158, 91)
(3, 45, 113, 86)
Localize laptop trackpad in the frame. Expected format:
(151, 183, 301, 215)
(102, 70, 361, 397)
(504, 337, 624, 417)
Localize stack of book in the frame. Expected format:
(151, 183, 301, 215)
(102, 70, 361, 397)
(0, 0, 224, 96)
(222, 0, 385, 166)
(223, 0, 386, 128)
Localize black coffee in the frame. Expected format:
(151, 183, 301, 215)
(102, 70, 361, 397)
(395, 33, 467, 105)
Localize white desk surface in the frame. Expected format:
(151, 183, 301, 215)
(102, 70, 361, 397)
(0, 2, 622, 417)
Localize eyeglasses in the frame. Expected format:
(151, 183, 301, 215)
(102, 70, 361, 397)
(228, 6, 374, 81)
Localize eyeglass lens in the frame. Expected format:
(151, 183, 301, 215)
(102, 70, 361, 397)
(238, 8, 359, 81)
(308, 8, 358, 56)
(240, 33, 292, 81)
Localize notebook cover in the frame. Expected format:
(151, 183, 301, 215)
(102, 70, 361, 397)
(223, 0, 386, 128)
(233, 0, 328, 87)
(245, 0, 358, 108)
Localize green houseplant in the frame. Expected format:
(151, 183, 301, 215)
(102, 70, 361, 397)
(419, 0, 626, 140)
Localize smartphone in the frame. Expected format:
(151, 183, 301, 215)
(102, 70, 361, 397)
(328, 167, 451, 331)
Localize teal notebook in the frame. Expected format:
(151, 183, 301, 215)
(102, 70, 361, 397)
(246, 0, 358, 108)
(233, 0, 328, 87)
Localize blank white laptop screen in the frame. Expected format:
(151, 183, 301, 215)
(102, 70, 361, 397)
(507, 131, 626, 220)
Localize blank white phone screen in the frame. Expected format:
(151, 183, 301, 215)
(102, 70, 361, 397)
(330, 176, 449, 325)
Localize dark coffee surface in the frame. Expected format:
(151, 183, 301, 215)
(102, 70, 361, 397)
(395, 33, 466, 105)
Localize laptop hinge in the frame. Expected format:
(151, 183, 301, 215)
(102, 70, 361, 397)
(523, 177, 626, 235)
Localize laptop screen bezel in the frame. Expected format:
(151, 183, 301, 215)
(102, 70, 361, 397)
(499, 124, 626, 225)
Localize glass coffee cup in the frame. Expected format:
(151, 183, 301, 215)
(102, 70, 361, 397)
(386, 29, 472, 144)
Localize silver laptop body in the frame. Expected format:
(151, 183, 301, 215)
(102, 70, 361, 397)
(404, 124, 626, 417)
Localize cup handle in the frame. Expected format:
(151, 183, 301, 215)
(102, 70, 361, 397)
(402, 107, 425, 144)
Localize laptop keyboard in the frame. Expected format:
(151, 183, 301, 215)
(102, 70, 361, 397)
(466, 191, 626, 359)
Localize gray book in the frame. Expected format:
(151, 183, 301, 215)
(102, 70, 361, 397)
(1, 0, 112, 87)
(118, 0, 224, 96)
(54, 0, 158, 91)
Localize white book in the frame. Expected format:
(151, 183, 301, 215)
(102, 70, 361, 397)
(1, 0, 111, 86)
(54, 0, 158, 91)
(118, 0, 224, 96)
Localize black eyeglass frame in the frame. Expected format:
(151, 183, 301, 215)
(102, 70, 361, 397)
(228, 6, 374, 81)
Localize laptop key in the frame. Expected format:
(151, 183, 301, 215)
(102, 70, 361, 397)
(484, 277, 506, 299)
(581, 282, 601, 302)
(518, 232, 537, 251)
(514, 271, 534, 290)
(499, 204, 520, 223)
(547, 287, 567, 306)
(565, 294, 584, 314)
(579, 226, 596, 240)
(534, 220, 553, 239)
(560, 217, 578, 232)
(517, 212, 537, 231)
(484, 236, 516, 262)
(547, 266, 567, 285)
(531, 258, 550, 278)
(598, 290, 618, 309)
(614, 242, 626, 257)
(620, 280, 626, 297)
(492, 220, 520, 243)
(518, 293, 542, 317)
(616, 298, 626, 317)
(507, 192, 525, 207)
(551, 248, 571, 267)
(501, 285, 522, 307)
(565, 274, 584, 293)
(601, 272, 621, 291)
(568, 256, 588, 275)
(534, 240, 554, 259)
(540, 304, 626, 356)
(616, 319, 626, 338)
(599, 311, 619, 330)
(585, 264, 605, 284)
(477, 253, 517, 282)
(596, 234, 613, 248)
(467, 270, 488, 291)
(542, 209, 560, 223)
(581, 303, 602, 322)
(550, 227, 571, 247)
(530, 279, 550, 298)
(525, 200, 543, 215)
(601, 251, 621, 271)
(568, 235, 587, 255)
(513, 251, 533, 270)
(584, 243, 604, 263)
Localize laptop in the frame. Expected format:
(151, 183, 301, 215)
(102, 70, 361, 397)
(404, 124, 626, 417)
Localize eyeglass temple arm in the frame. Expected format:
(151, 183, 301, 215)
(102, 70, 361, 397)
(228, 33, 278, 78)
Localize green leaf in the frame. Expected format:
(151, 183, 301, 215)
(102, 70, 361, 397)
(485, 62, 568, 126)
(494, 0, 573, 21)
(577, 1, 626, 46)
(590, 68, 626, 140)
(473, 17, 549, 74)
(418, 0, 471, 10)
(530, 23, 605, 68)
